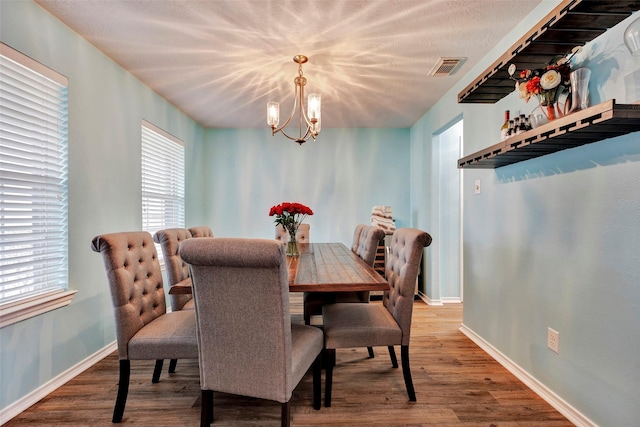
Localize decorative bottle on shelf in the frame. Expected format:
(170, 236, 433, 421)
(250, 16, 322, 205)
(506, 120, 514, 138)
(513, 116, 521, 135)
(518, 114, 528, 133)
(500, 110, 510, 140)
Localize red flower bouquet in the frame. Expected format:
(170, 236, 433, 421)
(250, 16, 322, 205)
(269, 202, 313, 256)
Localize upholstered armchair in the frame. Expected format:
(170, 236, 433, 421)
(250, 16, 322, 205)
(91, 231, 198, 422)
(179, 237, 323, 427)
(322, 228, 432, 407)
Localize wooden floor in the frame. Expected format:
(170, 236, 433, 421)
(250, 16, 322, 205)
(6, 298, 573, 426)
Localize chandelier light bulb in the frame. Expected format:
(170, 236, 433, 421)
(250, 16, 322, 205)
(308, 93, 321, 120)
(308, 93, 321, 134)
(267, 102, 279, 128)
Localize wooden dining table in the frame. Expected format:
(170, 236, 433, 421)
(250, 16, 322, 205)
(287, 242, 389, 293)
(170, 241, 389, 295)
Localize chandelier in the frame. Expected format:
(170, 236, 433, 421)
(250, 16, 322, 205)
(267, 55, 321, 145)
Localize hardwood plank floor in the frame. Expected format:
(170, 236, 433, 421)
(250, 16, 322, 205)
(5, 297, 573, 426)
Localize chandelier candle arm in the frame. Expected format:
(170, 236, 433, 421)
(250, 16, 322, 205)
(267, 54, 321, 145)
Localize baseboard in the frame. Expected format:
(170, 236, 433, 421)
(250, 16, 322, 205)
(417, 292, 462, 305)
(416, 291, 462, 306)
(1, 341, 117, 425)
(417, 291, 443, 305)
(459, 324, 596, 427)
(371, 294, 423, 302)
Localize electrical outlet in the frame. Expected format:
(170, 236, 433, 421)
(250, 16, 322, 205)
(548, 328, 559, 353)
(474, 179, 481, 194)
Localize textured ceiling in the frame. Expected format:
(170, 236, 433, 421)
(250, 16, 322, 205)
(35, 0, 540, 129)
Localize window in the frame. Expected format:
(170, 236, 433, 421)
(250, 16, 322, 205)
(141, 121, 185, 265)
(0, 43, 75, 328)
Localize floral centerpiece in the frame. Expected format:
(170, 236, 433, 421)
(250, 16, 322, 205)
(508, 46, 583, 121)
(269, 202, 313, 256)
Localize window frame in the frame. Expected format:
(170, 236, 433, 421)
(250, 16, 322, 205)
(141, 120, 186, 266)
(0, 43, 75, 328)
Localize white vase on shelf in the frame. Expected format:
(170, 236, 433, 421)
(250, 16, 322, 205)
(624, 17, 640, 56)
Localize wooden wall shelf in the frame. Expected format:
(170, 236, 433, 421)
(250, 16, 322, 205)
(458, 0, 639, 104)
(458, 100, 640, 169)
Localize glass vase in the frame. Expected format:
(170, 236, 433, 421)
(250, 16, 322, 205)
(286, 229, 299, 257)
(541, 103, 557, 121)
(568, 67, 591, 113)
(624, 17, 640, 56)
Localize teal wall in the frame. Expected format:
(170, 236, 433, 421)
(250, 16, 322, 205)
(411, 2, 640, 425)
(200, 127, 410, 244)
(0, 0, 204, 411)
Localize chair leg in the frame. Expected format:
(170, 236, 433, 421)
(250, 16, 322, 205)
(367, 347, 375, 358)
(201, 389, 213, 426)
(388, 346, 398, 368)
(208, 391, 214, 423)
(168, 358, 178, 373)
(324, 349, 335, 407)
(312, 353, 322, 410)
(152, 359, 164, 383)
(112, 360, 130, 423)
(401, 345, 416, 402)
(281, 400, 291, 427)
(303, 299, 311, 325)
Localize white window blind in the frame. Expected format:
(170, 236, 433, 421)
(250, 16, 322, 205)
(141, 121, 185, 262)
(0, 43, 69, 305)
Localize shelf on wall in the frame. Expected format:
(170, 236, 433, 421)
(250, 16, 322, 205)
(457, 0, 639, 104)
(458, 100, 640, 169)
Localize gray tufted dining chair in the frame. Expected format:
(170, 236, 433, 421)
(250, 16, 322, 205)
(350, 223, 367, 252)
(337, 225, 386, 304)
(153, 228, 194, 312)
(275, 223, 310, 243)
(179, 237, 323, 427)
(303, 224, 385, 327)
(153, 228, 199, 374)
(322, 227, 432, 407)
(188, 225, 214, 238)
(91, 231, 198, 423)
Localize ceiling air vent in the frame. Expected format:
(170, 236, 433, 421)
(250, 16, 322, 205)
(429, 57, 465, 76)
